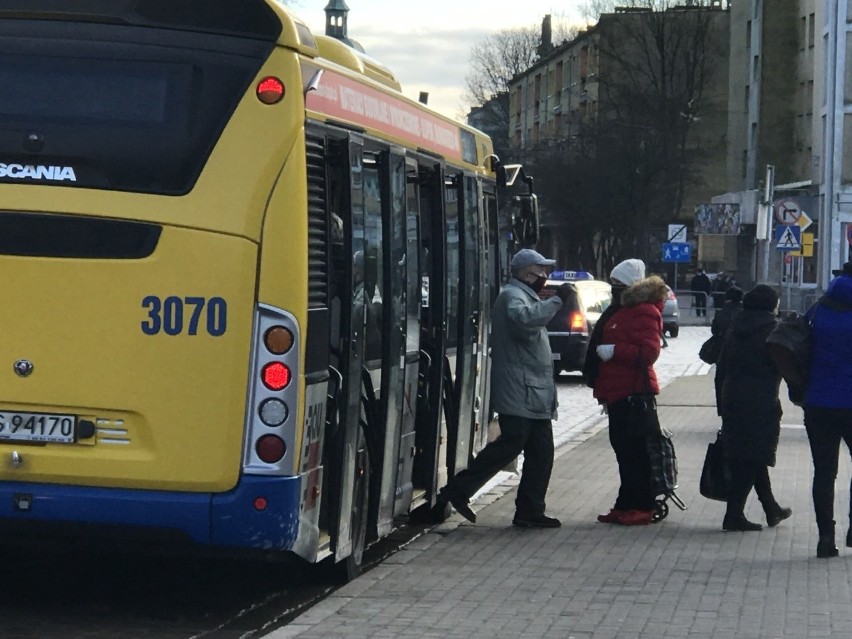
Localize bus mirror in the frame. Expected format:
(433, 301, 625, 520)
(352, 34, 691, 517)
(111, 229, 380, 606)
(514, 194, 540, 247)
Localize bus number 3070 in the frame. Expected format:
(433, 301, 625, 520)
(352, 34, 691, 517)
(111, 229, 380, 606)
(141, 296, 227, 336)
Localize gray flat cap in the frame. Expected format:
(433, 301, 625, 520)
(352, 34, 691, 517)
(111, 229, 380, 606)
(511, 248, 556, 273)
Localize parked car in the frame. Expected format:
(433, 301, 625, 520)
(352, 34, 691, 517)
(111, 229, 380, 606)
(663, 285, 679, 337)
(542, 271, 613, 377)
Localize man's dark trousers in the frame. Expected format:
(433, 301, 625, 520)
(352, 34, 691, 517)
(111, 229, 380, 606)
(804, 406, 852, 535)
(449, 414, 554, 518)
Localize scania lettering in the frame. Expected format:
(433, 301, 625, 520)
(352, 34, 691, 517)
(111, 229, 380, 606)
(0, 164, 77, 182)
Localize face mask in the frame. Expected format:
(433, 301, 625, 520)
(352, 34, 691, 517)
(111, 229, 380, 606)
(611, 283, 627, 300)
(529, 274, 547, 293)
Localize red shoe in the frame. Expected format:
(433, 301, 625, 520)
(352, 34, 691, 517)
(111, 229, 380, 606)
(618, 509, 654, 526)
(597, 509, 628, 524)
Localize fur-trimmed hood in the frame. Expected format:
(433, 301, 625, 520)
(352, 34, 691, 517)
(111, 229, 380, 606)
(621, 275, 669, 307)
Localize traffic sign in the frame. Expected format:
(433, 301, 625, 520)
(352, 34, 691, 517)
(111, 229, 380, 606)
(797, 210, 813, 232)
(774, 199, 802, 225)
(775, 225, 801, 251)
(662, 242, 691, 263)
(790, 232, 814, 257)
(667, 224, 687, 243)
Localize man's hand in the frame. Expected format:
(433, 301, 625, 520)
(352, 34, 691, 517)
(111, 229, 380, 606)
(596, 344, 615, 362)
(555, 283, 573, 303)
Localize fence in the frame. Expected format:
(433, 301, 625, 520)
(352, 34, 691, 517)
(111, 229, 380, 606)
(674, 290, 712, 326)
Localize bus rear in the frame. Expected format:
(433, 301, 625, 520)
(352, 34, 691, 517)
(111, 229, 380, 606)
(0, 1, 309, 551)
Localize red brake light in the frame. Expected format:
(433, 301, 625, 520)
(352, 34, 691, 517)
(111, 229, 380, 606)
(569, 312, 586, 331)
(256, 76, 285, 104)
(262, 362, 291, 390)
(255, 435, 286, 463)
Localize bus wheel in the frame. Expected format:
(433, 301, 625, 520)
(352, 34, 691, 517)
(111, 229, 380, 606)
(332, 428, 370, 583)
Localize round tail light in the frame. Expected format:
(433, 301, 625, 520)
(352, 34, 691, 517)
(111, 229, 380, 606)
(256, 435, 286, 463)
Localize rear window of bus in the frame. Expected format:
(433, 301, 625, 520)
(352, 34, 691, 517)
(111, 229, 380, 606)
(0, 17, 277, 195)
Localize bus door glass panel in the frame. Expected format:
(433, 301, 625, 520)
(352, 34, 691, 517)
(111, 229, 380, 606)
(443, 173, 465, 475)
(325, 135, 365, 558)
(372, 150, 406, 533)
(451, 175, 480, 472)
(474, 185, 496, 453)
(395, 157, 421, 515)
(412, 163, 447, 495)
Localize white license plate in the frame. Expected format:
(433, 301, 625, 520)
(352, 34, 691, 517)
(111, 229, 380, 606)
(552, 353, 561, 361)
(0, 411, 76, 443)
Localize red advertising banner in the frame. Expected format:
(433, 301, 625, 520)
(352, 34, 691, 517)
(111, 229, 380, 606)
(306, 68, 462, 162)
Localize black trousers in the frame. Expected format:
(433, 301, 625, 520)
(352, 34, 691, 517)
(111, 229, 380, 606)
(449, 414, 554, 519)
(804, 406, 852, 536)
(725, 459, 778, 519)
(693, 294, 707, 317)
(607, 399, 655, 511)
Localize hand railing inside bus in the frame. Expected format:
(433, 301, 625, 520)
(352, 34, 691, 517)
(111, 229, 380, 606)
(673, 290, 712, 326)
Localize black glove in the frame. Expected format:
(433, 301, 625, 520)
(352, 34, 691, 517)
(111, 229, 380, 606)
(555, 283, 573, 303)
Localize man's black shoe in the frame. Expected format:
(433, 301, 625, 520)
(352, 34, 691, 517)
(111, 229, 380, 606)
(442, 486, 476, 523)
(512, 514, 561, 528)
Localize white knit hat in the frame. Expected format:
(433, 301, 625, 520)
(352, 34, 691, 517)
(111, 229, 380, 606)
(609, 259, 646, 286)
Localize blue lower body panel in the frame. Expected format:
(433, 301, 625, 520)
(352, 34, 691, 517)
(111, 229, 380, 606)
(0, 474, 302, 551)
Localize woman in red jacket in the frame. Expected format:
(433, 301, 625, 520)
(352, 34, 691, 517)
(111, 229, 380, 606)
(593, 261, 668, 526)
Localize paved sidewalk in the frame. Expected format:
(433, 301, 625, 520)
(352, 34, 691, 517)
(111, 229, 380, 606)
(270, 374, 852, 639)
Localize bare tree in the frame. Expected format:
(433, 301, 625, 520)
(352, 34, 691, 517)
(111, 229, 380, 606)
(529, 2, 728, 271)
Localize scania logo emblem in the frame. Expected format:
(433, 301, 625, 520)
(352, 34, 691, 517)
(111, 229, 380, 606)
(13, 360, 33, 377)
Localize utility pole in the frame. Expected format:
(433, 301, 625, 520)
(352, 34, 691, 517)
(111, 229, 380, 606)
(757, 164, 775, 283)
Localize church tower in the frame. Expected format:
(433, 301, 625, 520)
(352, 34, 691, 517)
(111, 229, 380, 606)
(324, 0, 349, 41)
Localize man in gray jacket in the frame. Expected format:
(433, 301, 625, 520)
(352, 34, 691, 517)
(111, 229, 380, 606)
(438, 249, 571, 527)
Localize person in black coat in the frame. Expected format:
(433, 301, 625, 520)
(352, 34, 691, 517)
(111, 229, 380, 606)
(690, 269, 712, 317)
(716, 285, 792, 531)
(711, 286, 743, 415)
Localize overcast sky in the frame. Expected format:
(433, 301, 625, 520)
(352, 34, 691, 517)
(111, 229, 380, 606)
(290, 1, 582, 121)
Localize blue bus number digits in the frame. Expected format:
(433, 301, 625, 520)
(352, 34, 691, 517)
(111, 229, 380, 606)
(141, 296, 227, 336)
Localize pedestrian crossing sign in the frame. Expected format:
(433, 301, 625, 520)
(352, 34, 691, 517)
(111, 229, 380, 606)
(774, 225, 801, 251)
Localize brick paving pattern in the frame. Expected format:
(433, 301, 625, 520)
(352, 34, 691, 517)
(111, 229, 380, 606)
(269, 374, 852, 639)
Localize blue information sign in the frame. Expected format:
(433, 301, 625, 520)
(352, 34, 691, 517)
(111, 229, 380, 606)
(662, 242, 691, 263)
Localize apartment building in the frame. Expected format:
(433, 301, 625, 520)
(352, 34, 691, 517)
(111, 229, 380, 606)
(508, 7, 729, 271)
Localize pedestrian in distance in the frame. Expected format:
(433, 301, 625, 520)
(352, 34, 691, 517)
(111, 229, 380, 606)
(802, 261, 852, 558)
(716, 284, 791, 532)
(593, 259, 668, 526)
(690, 268, 712, 318)
(711, 272, 731, 311)
(437, 249, 571, 528)
(711, 286, 743, 415)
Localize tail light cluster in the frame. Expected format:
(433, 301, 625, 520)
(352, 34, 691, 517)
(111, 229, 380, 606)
(569, 311, 587, 333)
(243, 306, 300, 476)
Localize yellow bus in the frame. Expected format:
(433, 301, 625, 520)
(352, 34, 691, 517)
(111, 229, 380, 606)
(0, 0, 538, 579)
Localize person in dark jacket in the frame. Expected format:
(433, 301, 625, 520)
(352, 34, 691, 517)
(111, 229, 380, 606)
(690, 268, 712, 317)
(711, 286, 743, 415)
(593, 261, 668, 526)
(716, 284, 791, 532)
(803, 261, 852, 558)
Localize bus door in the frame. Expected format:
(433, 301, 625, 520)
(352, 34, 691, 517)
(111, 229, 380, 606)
(412, 162, 447, 498)
(322, 132, 366, 561)
(447, 175, 481, 475)
(473, 186, 498, 453)
(394, 157, 422, 516)
(363, 148, 407, 537)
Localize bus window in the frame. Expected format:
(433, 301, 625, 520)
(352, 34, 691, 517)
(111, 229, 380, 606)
(405, 165, 421, 353)
(362, 158, 384, 364)
(444, 178, 460, 348)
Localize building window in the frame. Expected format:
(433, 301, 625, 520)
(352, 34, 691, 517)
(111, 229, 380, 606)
(745, 84, 750, 112)
(808, 13, 815, 48)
